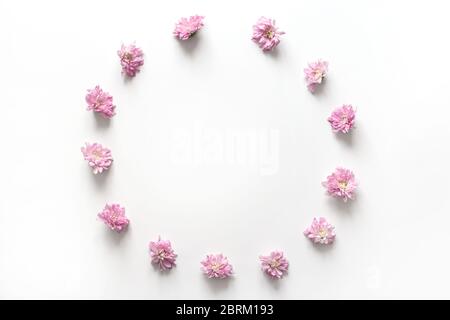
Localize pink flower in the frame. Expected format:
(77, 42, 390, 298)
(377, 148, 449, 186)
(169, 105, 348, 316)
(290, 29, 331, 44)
(259, 251, 289, 279)
(149, 237, 177, 271)
(173, 15, 205, 40)
(304, 217, 336, 245)
(328, 105, 356, 133)
(252, 17, 285, 52)
(201, 254, 233, 279)
(98, 204, 129, 232)
(322, 167, 357, 202)
(81, 142, 113, 174)
(117, 43, 144, 77)
(304, 60, 328, 92)
(85, 86, 116, 119)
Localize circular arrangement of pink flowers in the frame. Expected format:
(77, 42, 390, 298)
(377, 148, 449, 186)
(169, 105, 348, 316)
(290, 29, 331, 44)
(304, 217, 336, 245)
(252, 17, 285, 52)
(98, 203, 129, 232)
(201, 254, 233, 279)
(322, 167, 357, 202)
(85, 85, 116, 119)
(117, 43, 144, 78)
(173, 15, 205, 40)
(328, 104, 356, 134)
(304, 59, 328, 93)
(259, 251, 289, 279)
(81, 142, 113, 174)
(79, 16, 364, 282)
(149, 237, 177, 271)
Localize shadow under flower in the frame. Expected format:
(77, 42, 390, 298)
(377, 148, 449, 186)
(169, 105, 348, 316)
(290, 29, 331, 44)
(177, 33, 201, 55)
(93, 112, 111, 129)
(202, 276, 233, 292)
(326, 196, 356, 215)
(334, 130, 355, 147)
(90, 165, 113, 188)
(122, 73, 135, 85)
(309, 78, 327, 96)
(311, 241, 335, 253)
(265, 47, 281, 59)
(150, 264, 177, 277)
(102, 224, 129, 246)
(263, 273, 285, 290)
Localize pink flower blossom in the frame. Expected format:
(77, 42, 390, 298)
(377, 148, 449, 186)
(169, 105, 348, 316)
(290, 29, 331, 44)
(85, 86, 116, 119)
(81, 142, 113, 174)
(117, 43, 144, 77)
(328, 105, 356, 133)
(304, 60, 328, 92)
(259, 251, 289, 279)
(98, 203, 129, 232)
(322, 167, 357, 202)
(304, 217, 336, 245)
(173, 15, 205, 40)
(252, 17, 285, 52)
(149, 237, 177, 271)
(201, 254, 233, 279)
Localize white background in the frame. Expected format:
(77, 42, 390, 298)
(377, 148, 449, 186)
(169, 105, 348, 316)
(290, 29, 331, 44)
(1, 0, 450, 299)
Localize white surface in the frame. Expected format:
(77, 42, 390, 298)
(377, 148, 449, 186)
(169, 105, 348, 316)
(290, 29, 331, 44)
(1, 0, 450, 299)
